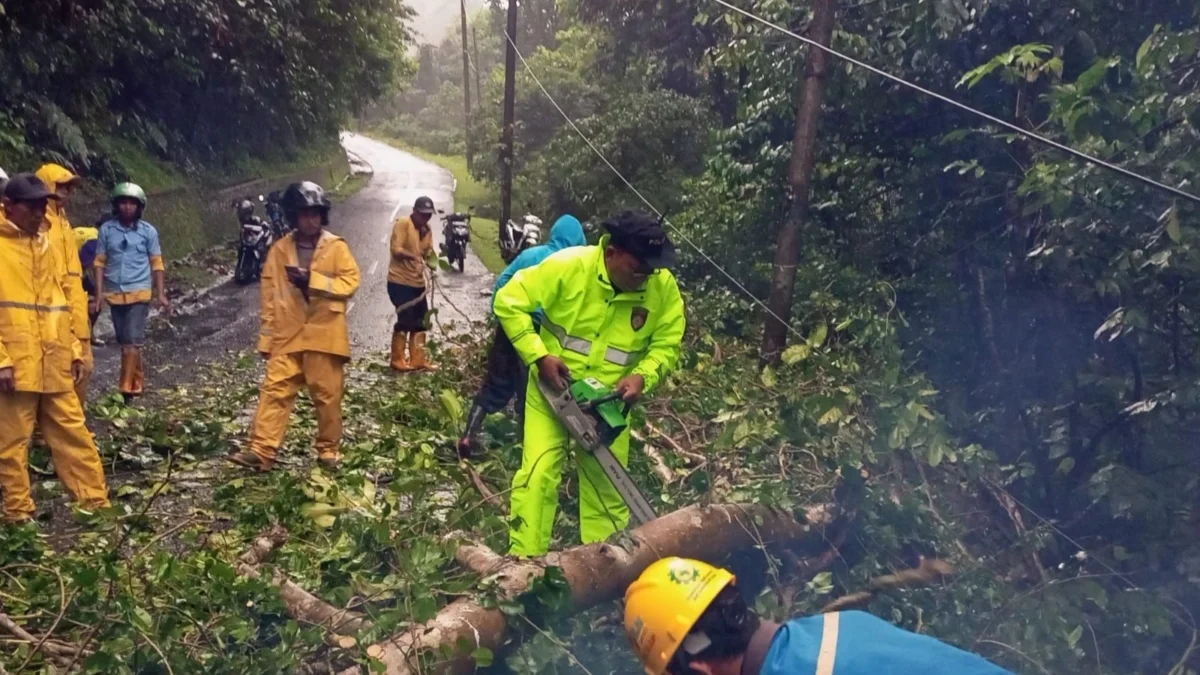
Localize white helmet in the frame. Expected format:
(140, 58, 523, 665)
(0, 167, 8, 195)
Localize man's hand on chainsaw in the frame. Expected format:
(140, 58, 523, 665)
(537, 355, 571, 390)
(614, 374, 646, 404)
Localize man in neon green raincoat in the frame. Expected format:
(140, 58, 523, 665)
(493, 211, 686, 556)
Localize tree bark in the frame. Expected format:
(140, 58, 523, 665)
(762, 0, 838, 360)
(460, 0, 474, 171)
(499, 0, 518, 232)
(348, 502, 840, 675)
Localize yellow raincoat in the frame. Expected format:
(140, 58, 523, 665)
(0, 218, 109, 521)
(35, 164, 92, 400)
(249, 231, 360, 466)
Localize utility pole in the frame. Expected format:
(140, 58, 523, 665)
(460, 0, 473, 171)
(473, 25, 483, 110)
(761, 0, 837, 360)
(500, 0, 518, 235)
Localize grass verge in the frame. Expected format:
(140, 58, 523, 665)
(364, 134, 506, 274)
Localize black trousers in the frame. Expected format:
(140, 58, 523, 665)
(387, 282, 429, 332)
(473, 325, 528, 417)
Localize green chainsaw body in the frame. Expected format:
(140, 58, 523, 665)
(570, 378, 628, 445)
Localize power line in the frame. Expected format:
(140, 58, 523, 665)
(711, 0, 1200, 207)
(502, 30, 812, 345)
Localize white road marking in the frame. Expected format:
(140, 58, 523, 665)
(380, 233, 389, 244)
(369, 260, 379, 276)
(347, 301, 356, 314)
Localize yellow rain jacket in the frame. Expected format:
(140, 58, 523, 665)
(257, 231, 361, 359)
(494, 237, 686, 393)
(34, 164, 90, 342)
(0, 219, 82, 393)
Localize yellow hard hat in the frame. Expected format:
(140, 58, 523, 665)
(624, 558, 735, 675)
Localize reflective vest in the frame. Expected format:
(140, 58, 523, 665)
(493, 238, 686, 393)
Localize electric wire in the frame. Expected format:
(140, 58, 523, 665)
(502, 30, 813, 345)
(711, 0, 1200, 206)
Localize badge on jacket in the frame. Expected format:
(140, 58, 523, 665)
(631, 307, 649, 332)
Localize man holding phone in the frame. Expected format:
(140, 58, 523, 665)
(229, 182, 360, 472)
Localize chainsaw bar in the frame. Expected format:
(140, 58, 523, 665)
(537, 378, 658, 526)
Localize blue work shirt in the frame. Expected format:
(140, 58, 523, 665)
(762, 611, 1013, 675)
(492, 214, 586, 319)
(96, 219, 164, 304)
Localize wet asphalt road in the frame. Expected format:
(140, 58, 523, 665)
(90, 133, 494, 397)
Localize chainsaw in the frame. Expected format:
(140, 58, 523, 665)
(536, 376, 658, 526)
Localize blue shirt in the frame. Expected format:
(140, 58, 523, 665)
(96, 219, 163, 296)
(762, 612, 1013, 675)
(492, 214, 586, 317)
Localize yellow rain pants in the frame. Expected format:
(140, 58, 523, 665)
(508, 377, 631, 556)
(0, 392, 110, 521)
(248, 352, 346, 466)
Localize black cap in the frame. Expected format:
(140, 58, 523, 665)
(3, 173, 58, 203)
(414, 196, 435, 215)
(603, 210, 676, 270)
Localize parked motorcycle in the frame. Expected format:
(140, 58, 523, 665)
(439, 209, 473, 273)
(233, 198, 273, 285)
(500, 214, 543, 263)
(264, 190, 288, 239)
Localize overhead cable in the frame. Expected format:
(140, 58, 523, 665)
(711, 0, 1200, 206)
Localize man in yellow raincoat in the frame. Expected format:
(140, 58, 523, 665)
(229, 182, 360, 472)
(0, 174, 110, 522)
(493, 210, 686, 556)
(34, 164, 93, 402)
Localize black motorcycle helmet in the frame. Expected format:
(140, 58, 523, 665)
(281, 181, 331, 227)
(236, 199, 255, 221)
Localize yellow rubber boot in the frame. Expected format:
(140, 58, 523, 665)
(390, 332, 412, 372)
(411, 332, 438, 372)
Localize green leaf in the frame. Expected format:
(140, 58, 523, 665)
(471, 648, 494, 667)
(781, 344, 811, 365)
(760, 366, 777, 388)
(132, 607, 154, 633)
(439, 389, 464, 427)
(1075, 57, 1117, 94)
(1057, 457, 1076, 474)
(1065, 625, 1083, 649)
(818, 406, 844, 426)
(1166, 206, 1182, 243)
(928, 442, 944, 467)
(807, 322, 828, 348)
(301, 502, 343, 527)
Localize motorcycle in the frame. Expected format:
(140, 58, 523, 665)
(501, 214, 543, 263)
(233, 198, 273, 285)
(439, 209, 473, 273)
(264, 191, 288, 239)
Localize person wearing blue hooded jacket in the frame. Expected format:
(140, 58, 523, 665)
(457, 214, 586, 456)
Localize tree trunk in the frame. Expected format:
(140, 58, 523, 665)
(762, 0, 838, 360)
(346, 502, 840, 675)
(460, 0, 474, 171)
(473, 26, 483, 114)
(499, 0, 518, 232)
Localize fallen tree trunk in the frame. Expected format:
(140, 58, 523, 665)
(347, 502, 840, 675)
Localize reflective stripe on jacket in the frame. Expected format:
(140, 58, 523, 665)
(493, 237, 685, 393)
(257, 231, 360, 359)
(761, 612, 1014, 675)
(0, 220, 82, 393)
(35, 164, 90, 339)
(95, 219, 165, 305)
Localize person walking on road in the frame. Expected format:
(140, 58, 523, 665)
(623, 558, 1012, 675)
(493, 210, 686, 556)
(93, 183, 170, 404)
(457, 214, 587, 457)
(35, 164, 93, 402)
(388, 196, 438, 372)
(0, 174, 110, 522)
(229, 182, 360, 472)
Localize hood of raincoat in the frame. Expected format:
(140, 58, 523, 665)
(35, 164, 80, 218)
(493, 214, 586, 298)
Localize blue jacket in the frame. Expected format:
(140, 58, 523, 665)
(762, 612, 1012, 675)
(492, 214, 586, 313)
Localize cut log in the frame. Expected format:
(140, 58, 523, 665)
(348, 502, 839, 675)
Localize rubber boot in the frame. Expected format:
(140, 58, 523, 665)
(119, 347, 144, 404)
(390, 332, 412, 372)
(457, 404, 488, 459)
(411, 332, 438, 372)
